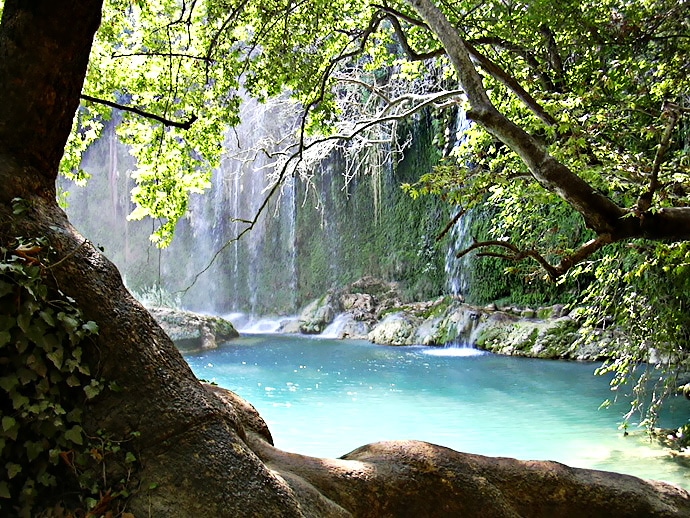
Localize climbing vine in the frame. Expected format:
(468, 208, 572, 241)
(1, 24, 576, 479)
(0, 212, 137, 516)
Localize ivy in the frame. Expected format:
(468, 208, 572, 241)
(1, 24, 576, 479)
(0, 235, 136, 516)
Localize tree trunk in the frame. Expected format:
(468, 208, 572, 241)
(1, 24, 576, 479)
(0, 1, 305, 515)
(2, 2, 690, 517)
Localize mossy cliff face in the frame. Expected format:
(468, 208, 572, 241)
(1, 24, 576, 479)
(293, 113, 449, 310)
(62, 110, 450, 315)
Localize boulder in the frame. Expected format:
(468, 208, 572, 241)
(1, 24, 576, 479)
(299, 293, 340, 334)
(368, 312, 417, 345)
(148, 307, 239, 351)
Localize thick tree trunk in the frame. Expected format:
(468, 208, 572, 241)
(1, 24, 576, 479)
(0, 1, 304, 515)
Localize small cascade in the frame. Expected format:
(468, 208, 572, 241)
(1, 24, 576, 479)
(426, 308, 486, 356)
(444, 210, 473, 299)
(320, 313, 352, 339)
(443, 108, 475, 301)
(231, 313, 292, 335)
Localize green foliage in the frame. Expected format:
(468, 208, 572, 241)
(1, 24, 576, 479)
(576, 242, 690, 430)
(461, 200, 589, 307)
(0, 235, 135, 516)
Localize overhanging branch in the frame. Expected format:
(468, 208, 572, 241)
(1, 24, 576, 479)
(377, 5, 557, 127)
(457, 238, 559, 279)
(80, 94, 198, 130)
(456, 234, 615, 280)
(635, 101, 683, 214)
(407, 0, 627, 235)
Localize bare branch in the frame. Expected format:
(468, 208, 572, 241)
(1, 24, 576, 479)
(335, 77, 393, 104)
(80, 94, 198, 130)
(376, 5, 557, 126)
(635, 101, 683, 214)
(456, 238, 559, 279)
(456, 233, 616, 280)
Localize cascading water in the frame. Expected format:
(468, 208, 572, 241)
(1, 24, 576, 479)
(445, 210, 474, 300)
(443, 107, 475, 302)
(62, 99, 464, 317)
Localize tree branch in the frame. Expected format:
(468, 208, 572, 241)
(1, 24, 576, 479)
(111, 51, 210, 62)
(463, 40, 558, 126)
(456, 233, 615, 280)
(538, 25, 566, 91)
(470, 36, 558, 92)
(406, 0, 626, 235)
(436, 208, 466, 241)
(80, 94, 198, 130)
(456, 238, 560, 279)
(377, 6, 557, 126)
(298, 10, 388, 150)
(635, 101, 682, 214)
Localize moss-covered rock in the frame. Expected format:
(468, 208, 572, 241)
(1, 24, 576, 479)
(368, 313, 418, 345)
(298, 292, 340, 334)
(148, 307, 239, 352)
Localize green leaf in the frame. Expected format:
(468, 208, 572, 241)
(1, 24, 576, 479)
(82, 320, 99, 334)
(24, 440, 45, 461)
(0, 480, 10, 499)
(64, 425, 84, 446)
(66, 374, 81, 387)
(1, 416, 16, 433)
(46, 347, 64, 369)
(11, 392, 30, 410)
(40, 310, 56, 327)
(0, 330, 10, 347)
(17, 311, 32, 333)
(84, 380, 102, 399)
(125, 451, 137, 464)
(27, 353, 48, 377)
(6, 462, 22, 479)
(0, 374, 19, 392)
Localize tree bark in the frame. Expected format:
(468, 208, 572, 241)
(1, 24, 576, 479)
(0, 0, 101, 187)
(0, 2, 306, 515)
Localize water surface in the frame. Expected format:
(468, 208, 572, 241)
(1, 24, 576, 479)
(185, 334, 690, 489)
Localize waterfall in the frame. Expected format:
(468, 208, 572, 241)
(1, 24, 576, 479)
(445, 210, 473, 300)
(62, 100, 464, 317)
(166, 95, 301, 314)
(443, 108, 475, 301)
